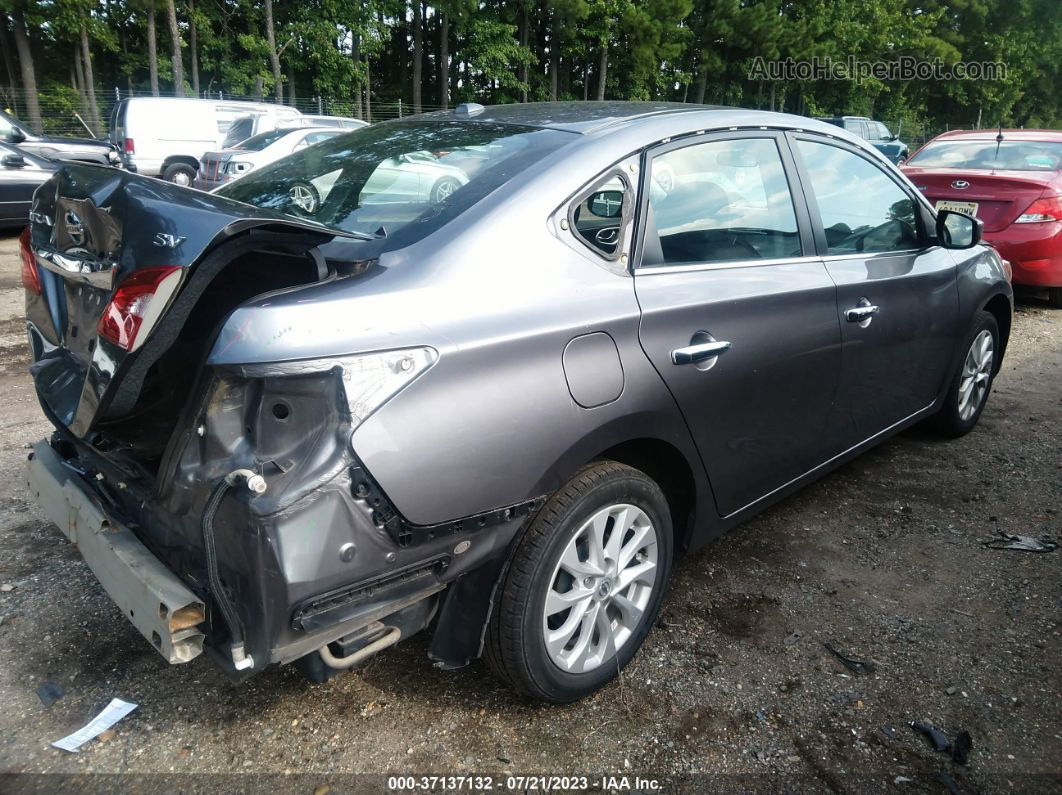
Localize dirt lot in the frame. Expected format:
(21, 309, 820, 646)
(0, 228, 1058, 793)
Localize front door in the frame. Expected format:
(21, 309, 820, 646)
(790, 135, 959, 440)
(634, 133, 843, 517)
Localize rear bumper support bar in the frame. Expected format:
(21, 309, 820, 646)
(25, 440, 206, 664)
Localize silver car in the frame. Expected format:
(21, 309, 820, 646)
(22, 102, 1012, 702)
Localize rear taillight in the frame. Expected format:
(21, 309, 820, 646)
(19, 227, 41, 294)
(1015, 195, 1062, 224)
(123, 137, 135, 154)
(97, 266, 182, 352)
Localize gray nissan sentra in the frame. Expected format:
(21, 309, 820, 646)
(21, 102, 1012, 702)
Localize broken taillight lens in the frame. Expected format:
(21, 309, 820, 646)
(97, 266, 183, 352)
(19, 226, 41, 294)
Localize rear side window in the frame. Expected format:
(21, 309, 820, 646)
(223, 117, 255, 148)
(796, 139, 921, 255)
(641, 137, 800, 267)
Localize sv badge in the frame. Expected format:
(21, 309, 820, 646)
(153, 232, 186, 249)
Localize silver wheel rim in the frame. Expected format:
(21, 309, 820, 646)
(433, 178, 457, 202)
(542, 503, 658, 674)
(958, 329, 993, 421)
(290, 184, 317, 212)
(172, 171, 191, 186)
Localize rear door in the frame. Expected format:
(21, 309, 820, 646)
(790, 134, 958, 440)
(634, 132, 843, 517)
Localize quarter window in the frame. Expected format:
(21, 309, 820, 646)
(641, 137, 801, 267)
(572, 175, 628, 258)
(796, 139, 921, 255)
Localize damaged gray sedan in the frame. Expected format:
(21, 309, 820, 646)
(22, 102, 1012, 702)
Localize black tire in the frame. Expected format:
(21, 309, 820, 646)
(1048, 287, 1062, 309)
(929, 310, 1000, 437)
(161, 162, 197, 186)
(485, 461, 673, 703)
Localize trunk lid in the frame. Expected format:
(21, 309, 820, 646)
(902, 167, 1062, 232)
(25, 164, 345, 439)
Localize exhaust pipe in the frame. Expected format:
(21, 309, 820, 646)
(318, 625, 402, 669)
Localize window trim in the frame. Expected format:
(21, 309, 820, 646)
(785, 131, 931, 258)
(632, 129, 817, 273)
(566, 168, 634, 263)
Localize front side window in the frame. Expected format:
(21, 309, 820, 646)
(641, 137, 800, 267)
(796, 139, 921, 255)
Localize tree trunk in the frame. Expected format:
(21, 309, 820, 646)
(364, 54, 372, 122)
(253, 75, 263, 100)
(439, 11, 449, 110)
(11, 12, 42, 131)
(519, 4, 528, 102)
(412, 0, 422, 113)
(693, 62, 707, 104)
(351, 31, 362, 118)
(73, 47, 89, 119)
(769, 82, 776, 112)
(596, 46, 607, 100)
(146, 3, 160, 96)
(189, 0, 199, 94)
(0, 14, 19, 116)
(164, 0, 183, 95)
(287, 61, 296, 105)
(79, 25, 101, 134)
(264, 0, 282, 103)
(549, 16, 558, 100)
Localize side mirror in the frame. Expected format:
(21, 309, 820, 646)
(588, 190, 624, 218)
(8, 127, 26, 143)
(937, 209, 982, 249)
(1, 153, 26, 168)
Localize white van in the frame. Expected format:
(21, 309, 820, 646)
(109, 97, 303, 185)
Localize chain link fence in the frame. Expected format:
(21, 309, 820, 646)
(1, 87, 448, 138)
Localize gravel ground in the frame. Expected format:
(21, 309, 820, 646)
(0, 228, 1059, 793)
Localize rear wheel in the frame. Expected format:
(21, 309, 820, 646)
(929, 310, 999, 437)
(162, 162, 196, 186)
(486, 461, 673, 702)
(1048, 287, 1062, 309)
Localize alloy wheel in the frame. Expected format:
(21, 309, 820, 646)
(542, 503, 658, 674)
(958, 329, 994, 421)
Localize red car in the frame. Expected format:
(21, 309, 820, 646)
(902, 129, 1062, 306)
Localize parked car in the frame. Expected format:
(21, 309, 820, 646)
(21, 102, 1011, 703)
(817, 115, 909, 164)
(902, 129, 1062, 307)
(0, 141, 59, 228)
(221, 108, 313, 149)
(109, 97, 304, 185)
(1, 107, 121, 167)
(196, 127, 344, 191)
(301, 114, 370, 130)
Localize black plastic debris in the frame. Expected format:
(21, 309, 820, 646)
(951, 731, 973, 765)
(982, 531, 1057, 552)
(936, 771, 963, 795)
(823, 642, 876, 675)
(36, 680, 64, 708)
(880, 724, 900, 740)
(910, 722, 974, 767)
(911, 721, 951, 752)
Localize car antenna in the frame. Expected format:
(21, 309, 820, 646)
(994, 125, 1004, 160)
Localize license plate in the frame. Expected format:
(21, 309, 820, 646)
(936, 200, 979, 217)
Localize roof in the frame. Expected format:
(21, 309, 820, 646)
(930, 129, 1062, 142)
(416, 101, 731, 134)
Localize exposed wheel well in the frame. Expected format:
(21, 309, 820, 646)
(161, 155, 200, 174)
(982, 293, 1011, 371)
(594, 438, 696, 558)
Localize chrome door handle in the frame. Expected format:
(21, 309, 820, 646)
(671, 340, 732, 365)
(845, 305, 879, 322)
